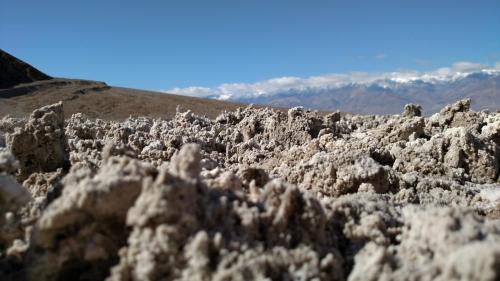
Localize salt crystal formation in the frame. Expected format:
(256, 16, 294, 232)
(0, 99, 499, 281)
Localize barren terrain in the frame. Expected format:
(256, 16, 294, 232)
(0, 78, 248, 120)
(0, 98, 499, 280)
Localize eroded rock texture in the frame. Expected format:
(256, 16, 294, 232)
(5, 102, 68, 180)
(0, 98, 499, 281)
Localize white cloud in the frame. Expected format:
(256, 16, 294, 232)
(164, 61, 500, 100)
(375, 53, 387, 59)
(450, 61, 487, 72)
(166, 86, 212, 97)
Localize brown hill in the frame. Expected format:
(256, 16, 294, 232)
(0, 49, 52, 89)
(0, 78, 246, 120)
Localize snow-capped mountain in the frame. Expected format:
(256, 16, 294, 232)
(168, 63, 500, 115)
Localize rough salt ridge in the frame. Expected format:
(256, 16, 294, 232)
(0, 98, 498, 280)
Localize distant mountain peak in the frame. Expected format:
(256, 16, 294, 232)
(200, 69, 500, 115)
(382, 69, 499, 86)
(169, 63, 500, 104)
(0, 49, 52, 89)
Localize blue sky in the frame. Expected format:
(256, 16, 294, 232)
(1, 0, 499, 91)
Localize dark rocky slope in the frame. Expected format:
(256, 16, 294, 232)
(0, 50, 52, 89)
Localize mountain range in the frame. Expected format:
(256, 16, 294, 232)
(203, 70, 500, 115)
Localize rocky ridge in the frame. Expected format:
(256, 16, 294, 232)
(0, 50, 52, 89)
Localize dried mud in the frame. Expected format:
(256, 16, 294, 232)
(0, 99, 499, 281)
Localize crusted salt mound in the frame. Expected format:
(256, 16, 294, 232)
(6, 102, 69, 180)
(402, 103, 422, 118)
(0, 167, 30, 280)
(0, 174, 30, 249)
(107, 145, 344, 281)
(28, 156, 156, 281)
(0, 98, 498, 280)
(349, 207, 500, 281)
